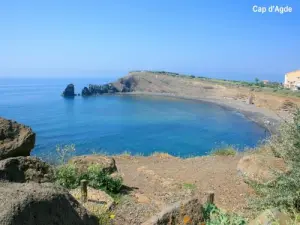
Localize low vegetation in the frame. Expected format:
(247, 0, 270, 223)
(55, 164, 123, 194)
(210, 145, 237, 156)
(134, 70, 300, 98)
(202, 203, 247, 225)
(248, 109, 300, 218)
(56, 144, 76, 164)
(182, 183, 197, 190)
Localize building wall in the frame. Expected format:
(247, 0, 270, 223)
(284, 70, 300, 89)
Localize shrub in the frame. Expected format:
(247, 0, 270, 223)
(182, 183, 197, 190)
(55, 164, 80, 189)
(210, 145, 237, 156)
(202, 203, 247, 225)
(248, 109, 300, 212)
(87, 165, 123, 193)
(56, 144, 76, 164)
(55, 164, 123, 194)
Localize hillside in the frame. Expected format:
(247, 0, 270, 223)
(78, 71, 300, 134)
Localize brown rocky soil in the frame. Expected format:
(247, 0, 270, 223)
(110, 154, 251, 224)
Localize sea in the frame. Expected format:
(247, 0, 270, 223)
(0, 77, 268, 159)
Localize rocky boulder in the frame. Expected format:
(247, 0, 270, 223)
(237, 154, 287, 183)
(142, 197, 204, 225)
(0, 156, 53, 183)
(0, 117, 35, 160)
(62, 83, 76, 97)
(0, 182, 99, 225)
(81, 87, 92, 96)
(69, 155, 117, 174)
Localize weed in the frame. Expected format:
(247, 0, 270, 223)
(55, 164, 123, 194)
(182, 183, 197, 190)
(55, 164, 79, 189)
(56, 144, 76, 164)
(210, 145, 237, 156)
(202, 203, 247, 225)
(121, 151, 131, 156)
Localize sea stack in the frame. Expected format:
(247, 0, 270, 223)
(81, 87, 92, 96)
(62, 84, 76, 97)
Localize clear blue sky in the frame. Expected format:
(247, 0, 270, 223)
(0, 0, 299, 81)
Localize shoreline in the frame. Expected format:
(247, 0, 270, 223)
(115, 91, 282, 134)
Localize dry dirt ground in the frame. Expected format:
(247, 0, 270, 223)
(111, 154, 251, 224)
(103, 72, 299, 224)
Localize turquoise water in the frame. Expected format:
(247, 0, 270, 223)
(0, 78, 267, 157)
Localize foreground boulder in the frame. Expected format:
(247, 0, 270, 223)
(237, 154, 287, 183)
(0, 182, 99, 225)
(62, 83, 76, 97)
(0, 117, 35, 160)
(69, 155, 117, 174)
(0, 156, 53, 183)
(142, 197, 203, 225)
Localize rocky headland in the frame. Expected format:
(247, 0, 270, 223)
(80, 76, 138, 96)
(63, 71, 300, 133)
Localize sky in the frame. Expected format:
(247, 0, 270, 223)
(0, 0, 299, 82)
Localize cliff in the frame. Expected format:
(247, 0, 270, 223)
(81, 75, 138, 96)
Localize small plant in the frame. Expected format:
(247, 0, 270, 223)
(87, 165, 123, 193)
(54, 164, 123, 194)
(56, 144, 76, 164)
(182, 183, 197, 190)
(210, 145, 237, 156)
(121, 151, 131, 156)
(86, 205, 115, 225)
(55, 164, 79, 189)
(202, 203, 247, 225)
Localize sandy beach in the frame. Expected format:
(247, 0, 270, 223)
(120, 91, 282, 134)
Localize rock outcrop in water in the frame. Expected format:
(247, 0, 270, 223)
(0, 117, 35, 160)
(81, 87, 91, 96)
(81, 76, 138, 96)
(62, 83, 76, 97)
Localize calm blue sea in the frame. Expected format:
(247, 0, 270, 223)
(0, 77, 267, 158)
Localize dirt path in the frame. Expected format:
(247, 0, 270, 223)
(112, 154, 250, 224)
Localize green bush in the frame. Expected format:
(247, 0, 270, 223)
(249, 108, 300, 212)
(202, 203, 246, 225)
(55, 164, 123, 194)
(210, 145, 237, 156)
(55, 164, 80, 189)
